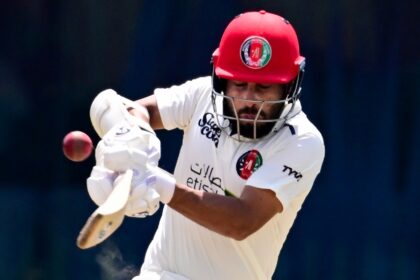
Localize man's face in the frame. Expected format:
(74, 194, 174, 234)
(224, 80, 285, 139)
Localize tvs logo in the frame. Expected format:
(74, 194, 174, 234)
(236, 150, 263, 180)
(198, 113, 221, 147)
(282, 165, 303, 182)
(240, 36, 272, 69)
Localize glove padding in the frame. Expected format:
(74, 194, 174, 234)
(87, 166, 161, 217)
(100, 122, 175, 203)
(100, 120, 161, 169)
(87, 120, 163, 217)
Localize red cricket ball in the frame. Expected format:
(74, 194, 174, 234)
(62, 131, 93, 162)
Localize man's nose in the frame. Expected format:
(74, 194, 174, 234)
(238, 87, 261, 109)
(239, 85, 257, 100)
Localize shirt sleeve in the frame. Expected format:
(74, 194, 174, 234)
(154, 76, 212, 130)
(246, 133, 325, 210)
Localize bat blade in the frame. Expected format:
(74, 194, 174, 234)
(77, 169, 133, 249)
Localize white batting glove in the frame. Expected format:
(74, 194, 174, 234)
(119, 166, 176, 218)
(87, 120, 163, 217)
(98, 122, 176, 206)
(134, 166, 176, 204)
(90, 89, 153, 139)
(125, 170, 162, 217)
(87, 166, 117, 206)
(87, 166, 162, 217)
(87, 136, 119, 206)
(100, 120, 161, 169)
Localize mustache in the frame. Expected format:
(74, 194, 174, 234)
(237, 107, 266, 118)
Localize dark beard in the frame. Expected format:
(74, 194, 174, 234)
(223, 99, 283, 139)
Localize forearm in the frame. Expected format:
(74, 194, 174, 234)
(168, 183, 255, 240)
(131, 96, 165, 130)
(127, 109, 153, 132)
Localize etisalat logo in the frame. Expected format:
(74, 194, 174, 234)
(198, 112, 222, 147)
(187, 163, 224, 194)
(236, 150, 263, 180)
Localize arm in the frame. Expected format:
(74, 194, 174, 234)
(130, 95, 283, 240)
(130, 95, 165, 130)
(169, 183, 282, 240)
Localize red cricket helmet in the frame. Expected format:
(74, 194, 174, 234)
(212, 10, 305, 84)
(211, 11, 306, 141)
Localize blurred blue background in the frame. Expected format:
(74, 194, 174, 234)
(0, 0, 418, 279)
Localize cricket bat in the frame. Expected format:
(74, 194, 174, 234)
(77, 169, 133, 249)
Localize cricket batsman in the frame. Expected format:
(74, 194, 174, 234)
(87, 10, 325, 279)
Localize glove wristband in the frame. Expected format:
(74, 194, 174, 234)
(152, 167, 176, 204)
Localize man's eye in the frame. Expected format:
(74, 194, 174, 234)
(258, 84, 271, 90)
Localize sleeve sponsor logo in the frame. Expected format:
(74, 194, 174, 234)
(198, 112, 222, 147)
(282, 165, 303, 182)
(236, 149, 263, 180)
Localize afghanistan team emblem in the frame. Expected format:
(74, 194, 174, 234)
(240, 36, 272, 69)
(236, 149, 263, 180)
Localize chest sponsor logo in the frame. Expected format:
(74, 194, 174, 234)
(198, 112, 221, 147)
(236, 149, 263, 180)
(282, 165, 303, 182)
(187, 163, 223, 194)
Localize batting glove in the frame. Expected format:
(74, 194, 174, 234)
(99, 122, 176, 206)
(87, 120, 163, 217)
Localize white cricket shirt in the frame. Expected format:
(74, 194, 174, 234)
(138, 76, 325, 280)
